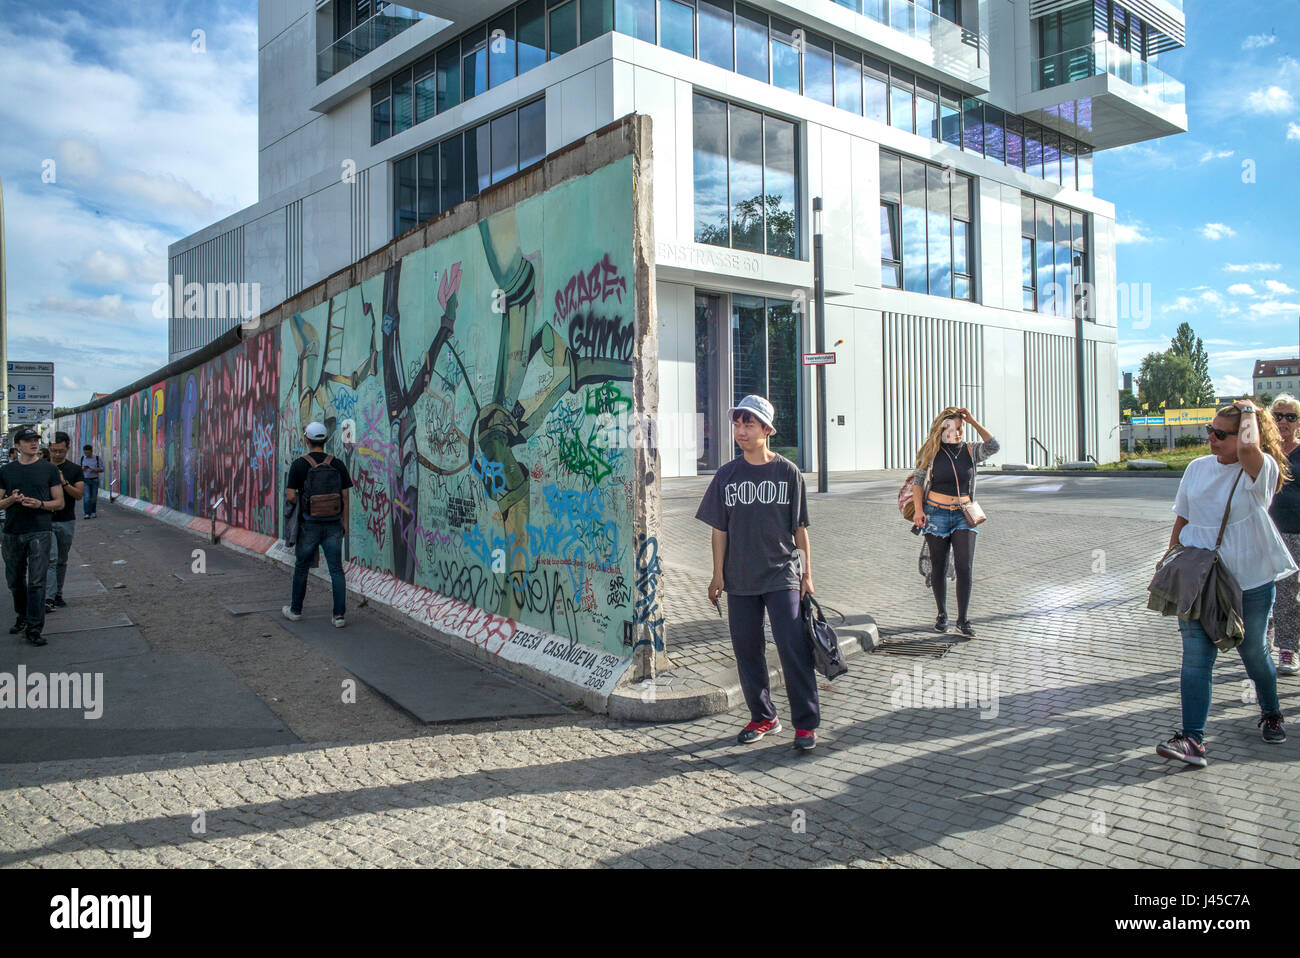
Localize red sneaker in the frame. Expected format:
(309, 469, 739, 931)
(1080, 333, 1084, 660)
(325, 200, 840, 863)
(794, 729, 817, 751)
(737, 719, 781, 744)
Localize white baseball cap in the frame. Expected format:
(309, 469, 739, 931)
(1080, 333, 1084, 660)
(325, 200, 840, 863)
(727, 395, 776, 434)
(304, 421, 328, 441)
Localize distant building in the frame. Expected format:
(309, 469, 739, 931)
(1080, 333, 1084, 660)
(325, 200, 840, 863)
(1254, 359, 1300, 398)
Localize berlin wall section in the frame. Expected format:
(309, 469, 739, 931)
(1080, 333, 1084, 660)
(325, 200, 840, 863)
(61, 115, 662, 709)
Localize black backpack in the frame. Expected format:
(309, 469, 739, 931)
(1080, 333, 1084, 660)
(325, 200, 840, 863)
(301, 454, 343, 519)
(802, 595, 848, 680)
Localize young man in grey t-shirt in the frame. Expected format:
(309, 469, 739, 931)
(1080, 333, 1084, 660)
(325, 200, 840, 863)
(696, 395, 819, 751)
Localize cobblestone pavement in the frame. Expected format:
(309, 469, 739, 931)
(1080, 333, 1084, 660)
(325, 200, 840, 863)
(3, 473, 1299, 867)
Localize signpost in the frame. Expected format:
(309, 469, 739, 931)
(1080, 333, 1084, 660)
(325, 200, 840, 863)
(6, 361, 53, 427)
(802, 352, 836, 366)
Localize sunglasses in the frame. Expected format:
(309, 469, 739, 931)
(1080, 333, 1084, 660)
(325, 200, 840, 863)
(1274, 412, 1299, 423)
(1205, 425, 1238, 441)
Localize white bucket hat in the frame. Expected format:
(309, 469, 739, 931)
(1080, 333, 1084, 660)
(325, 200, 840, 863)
(727, 395, 776, 434)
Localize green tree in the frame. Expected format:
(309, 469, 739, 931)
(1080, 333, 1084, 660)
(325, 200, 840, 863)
(1168, 321, 1217, 406)
(1119, 387, 1142, 416)
(1136, 350, 1196, 410)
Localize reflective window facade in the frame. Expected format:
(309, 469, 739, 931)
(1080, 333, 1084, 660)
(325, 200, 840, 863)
(692, 93, 800, 259)
(732, 295, 802, 465)
(392, 100, 545, 239)
(879, 150, 974, 300)
(365, 0, 1093, 196)
(1021, 196, 1089, 318)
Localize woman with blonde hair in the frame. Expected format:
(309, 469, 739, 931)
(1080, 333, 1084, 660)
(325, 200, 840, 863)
(910, 406, 999, 637)
(1268, 394, 1300, 675)
(1157, 400, 1297, 767)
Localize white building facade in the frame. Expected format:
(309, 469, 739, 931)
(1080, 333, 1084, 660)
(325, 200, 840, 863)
(169, 0, 1188, 473)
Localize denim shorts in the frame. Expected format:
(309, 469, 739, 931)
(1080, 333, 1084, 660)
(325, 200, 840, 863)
(923, 502, 975, 537)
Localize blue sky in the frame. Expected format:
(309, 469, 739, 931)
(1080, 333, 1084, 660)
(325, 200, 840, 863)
(0, 0, 1296, 407)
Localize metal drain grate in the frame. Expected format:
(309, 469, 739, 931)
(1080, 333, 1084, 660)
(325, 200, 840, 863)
(873, 639, 955, 659)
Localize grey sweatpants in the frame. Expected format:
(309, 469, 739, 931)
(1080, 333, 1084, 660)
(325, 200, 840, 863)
(1275, 532, 1300, 653)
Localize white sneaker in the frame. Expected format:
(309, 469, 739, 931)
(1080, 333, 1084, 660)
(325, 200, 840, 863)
(282, 605, 302, 622)
(1279, 650, 1299, 675)
(331, 616, 345, 628)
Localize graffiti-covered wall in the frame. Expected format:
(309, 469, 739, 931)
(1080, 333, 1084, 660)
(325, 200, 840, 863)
(280, 156, 640, 653)
(62, 116, 660, 671)
(62, 331, 281, 539)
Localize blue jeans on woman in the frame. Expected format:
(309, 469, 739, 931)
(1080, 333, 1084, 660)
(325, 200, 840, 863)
(290, 520, 346, 618)
(1178, 582, 1279, 743)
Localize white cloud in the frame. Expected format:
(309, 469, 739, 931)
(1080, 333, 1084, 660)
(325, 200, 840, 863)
(1115, 222, 1154, 244)
(1249, 300, 1300, 318)
(1265, 279, 1297, 295)
(1224, 263, 1283, 273)
(1198, 149, 1235, 163)
(1289, 122, 1300, 142)
(61, 376, 78, 390)
(1200, 223, 1238, 241)
(1246, 85, 1296, 114)
(32, 294, 135, 320)
(1228, 283, 1258, 296)
(1215, 374, 1250, 397)
(1164, 289, 1238, 315)
(109, 170, 215, 220)
(1243, 33, 1278, 50)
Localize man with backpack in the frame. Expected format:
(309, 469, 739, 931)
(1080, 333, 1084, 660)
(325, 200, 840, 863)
(283, 421, 352, 627)
(78, 444, 103, 518)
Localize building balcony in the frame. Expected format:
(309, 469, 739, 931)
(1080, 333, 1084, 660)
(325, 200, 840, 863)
(317, 4, 430, 83)
(1020, 39, 1187, 149)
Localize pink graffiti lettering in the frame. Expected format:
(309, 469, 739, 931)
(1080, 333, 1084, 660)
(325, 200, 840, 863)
(553, 253, 627, 326)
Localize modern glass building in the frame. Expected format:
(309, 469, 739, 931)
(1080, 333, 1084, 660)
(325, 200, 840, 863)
(168, 0, 1188, 472)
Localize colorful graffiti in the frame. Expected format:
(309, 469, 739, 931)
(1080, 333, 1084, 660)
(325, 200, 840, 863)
(59, 154, 642, 656)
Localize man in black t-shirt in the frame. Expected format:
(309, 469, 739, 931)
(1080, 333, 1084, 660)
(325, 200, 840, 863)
(283, 421, 353, 627)
(0, 427, 65, 644)
(45, 433, 85, 613)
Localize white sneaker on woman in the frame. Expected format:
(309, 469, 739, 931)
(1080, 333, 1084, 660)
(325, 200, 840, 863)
(1279, 650, 1299, 675)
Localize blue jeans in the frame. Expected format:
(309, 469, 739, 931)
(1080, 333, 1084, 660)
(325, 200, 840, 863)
(1179, 582, 1279, 742)
(3, 531, 52, 631)
(47, 521, 74, 598)
(290, 520, 346, 618)
(83, 478, 99, 517)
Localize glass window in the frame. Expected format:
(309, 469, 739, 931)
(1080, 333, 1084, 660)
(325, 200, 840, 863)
(879, 150, 900, 203)
(770, 17, 800, 93)
(548, 0, 578, 57)
(735, 3, 769, 83)
(698, 0, 733, 70)
(1077, 146, 1093, 194)
(519, 98, 546, 168)
(939, 89, 961, 146)
(881, 204, 901, 287)
(417, 147, 438, 223)
(462, 30, 487, 99)
(864, 57, 888, 124)
(952, 219, 971, 299)
(693, 93, 730, 246)
(916, 91, 937, 140)
(440, 134, 464, 211)
(765, 115, 798, 257)
(414, 57, 437, 124)
(1060, 138, 1076, 190)
(891, 69, 915, 133)
(465, 122, 492, 197)
(1005, 115, 1024, 171)
(394, 154, 418, 237)
(371, 83, 391, 144)
(1025, 123, 1043, 178)
(729, 103, 764, 252)
(732, 295, 766, 411)
(804, 34, 833, 106)
(488, 11, 516, 88)
(1053, 203, 1071, 317)
(1036, 198, 1054, 313)
(518, 0, 547, 71)
(392, 70, 412, 135)
(491, 111, 519, 184)
(835, 49, 862, 114)
(581, 0, 614, 42)
(1043, 132, 1061, 185)
(961, 98, 983, 154)
(984, 107, 1005, 164)
(616, 0, 656, 41)
(436, 41, 461, 112)
(901, 157, 927, 294)
(659, 0, 695, 56)
(926, 165, 951, 298)
(1021, 236, 1035, 309)
(765, 299, 800, 464)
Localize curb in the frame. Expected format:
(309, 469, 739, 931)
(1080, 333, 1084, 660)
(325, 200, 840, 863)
(999, 468, 1185, 477)
(606, 615, 881, 721)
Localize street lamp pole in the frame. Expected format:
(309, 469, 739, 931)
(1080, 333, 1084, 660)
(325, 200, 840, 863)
(0, 174, 8, 446)
(813, 197, 827, 494)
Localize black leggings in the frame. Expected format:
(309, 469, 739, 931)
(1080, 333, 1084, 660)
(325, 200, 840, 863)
(926, 530, 976, 621)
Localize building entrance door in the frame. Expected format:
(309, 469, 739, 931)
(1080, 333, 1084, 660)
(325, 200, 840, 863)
(695, 292, 724, 472)
(731, 294, 802, 468)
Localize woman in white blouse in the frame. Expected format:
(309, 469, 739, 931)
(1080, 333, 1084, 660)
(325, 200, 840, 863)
(1157, 400, 1297, 767)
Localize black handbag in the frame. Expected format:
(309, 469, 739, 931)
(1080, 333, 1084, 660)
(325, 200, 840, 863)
(802, 595, 848, 680)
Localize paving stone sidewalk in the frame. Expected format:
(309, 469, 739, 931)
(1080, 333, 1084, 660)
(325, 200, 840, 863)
(3, 472, 1298, 867)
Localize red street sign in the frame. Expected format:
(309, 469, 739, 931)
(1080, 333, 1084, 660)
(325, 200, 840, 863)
(802, 352, 836, 366)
